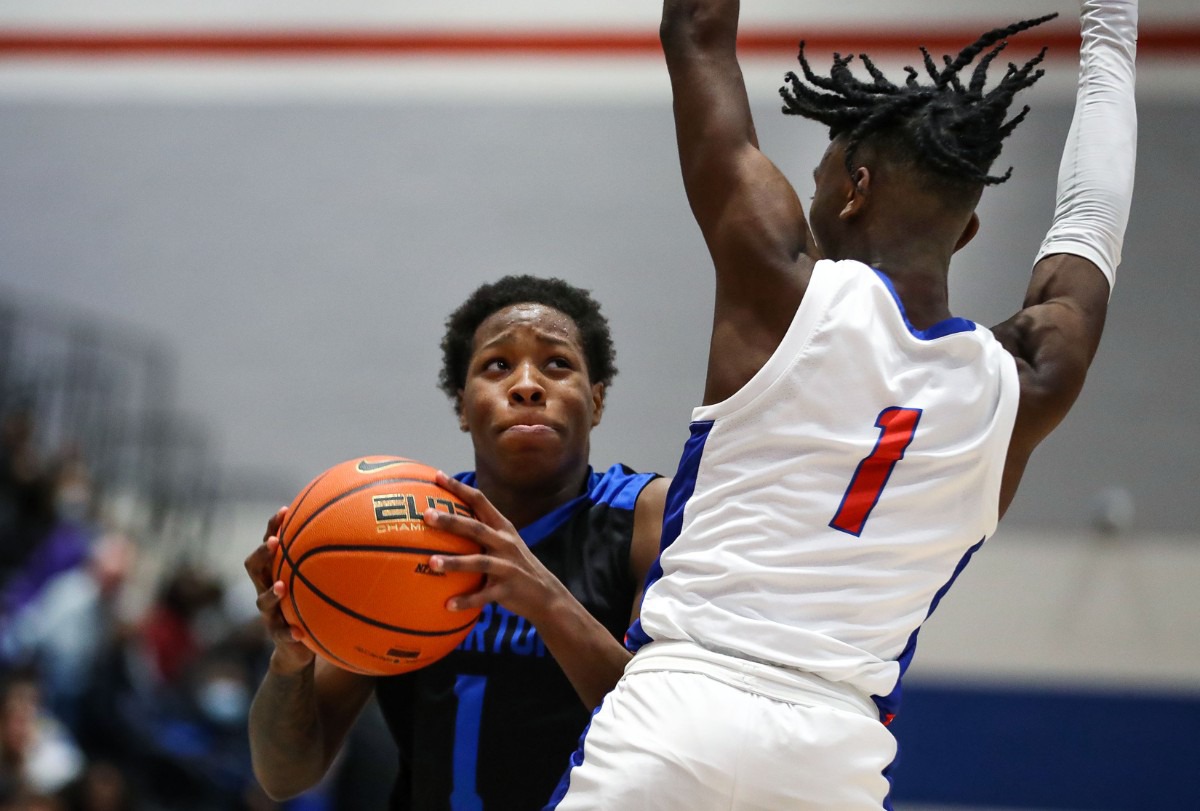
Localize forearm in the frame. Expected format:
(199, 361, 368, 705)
(248, 662, 331, 800)
(660, 0, 773, 245)
(1033, 0, 1137, 296)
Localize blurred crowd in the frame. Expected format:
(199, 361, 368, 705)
(0, 408, 390, 811)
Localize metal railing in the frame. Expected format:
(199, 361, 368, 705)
(0, 288, 219, 555)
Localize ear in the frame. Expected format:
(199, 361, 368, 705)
(953, 212, 981, 253)
(590, 383, 606, 428)
(840, 166, 870, 220)
(456, 392, 469, 432)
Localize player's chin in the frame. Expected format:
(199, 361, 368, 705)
(496, 447, 575, 484)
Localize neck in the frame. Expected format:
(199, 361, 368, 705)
(870, 259, 953, 330)
(844, 226, 956, 330)
(834, 163, 977, 329)
(472, 461, 591, 530)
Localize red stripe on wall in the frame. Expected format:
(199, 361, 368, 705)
(0, 27, 1196, 59)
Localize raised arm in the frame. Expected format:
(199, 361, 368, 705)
(661, 0, 819, 404)
(994, 0, 1137, 513)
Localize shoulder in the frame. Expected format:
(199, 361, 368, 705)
(583, 464, 668, 583)
(632, 476, 670, 521)
(819, 259, 894, 302)
(587, 463, 663, 511)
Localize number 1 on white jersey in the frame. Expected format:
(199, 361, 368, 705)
(830, 407, 922, 536)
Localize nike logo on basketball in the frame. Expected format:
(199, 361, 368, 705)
(356, 459, 408, 473)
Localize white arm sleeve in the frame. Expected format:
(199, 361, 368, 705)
(1032, 0, 1138, 296)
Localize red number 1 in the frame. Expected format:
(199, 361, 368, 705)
(830, 407, 922, 537)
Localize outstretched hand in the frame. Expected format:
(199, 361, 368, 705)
(243, 507, 316, 675)
(423, 471, 569, 626)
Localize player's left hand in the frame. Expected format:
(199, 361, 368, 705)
(422, 471, 571, 626)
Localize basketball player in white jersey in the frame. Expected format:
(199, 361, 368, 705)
(546, 0, 1138, 808)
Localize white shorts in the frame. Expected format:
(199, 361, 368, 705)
(545, 641, 897, 811)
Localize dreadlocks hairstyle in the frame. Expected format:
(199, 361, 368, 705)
(780, 14, 1056, 189)
(438, 275, 617, 406)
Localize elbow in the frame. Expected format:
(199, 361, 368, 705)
(255, 780, 298, 803)
(251, 748, 329, 801)
(254, 771, 320, 803)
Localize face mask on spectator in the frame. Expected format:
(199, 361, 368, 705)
(196, 676, 249, 728)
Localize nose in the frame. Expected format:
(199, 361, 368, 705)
(508, 364, 545, 405)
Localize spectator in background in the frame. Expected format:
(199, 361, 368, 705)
(1, 451, 101, 640)
(0, 793, 65, 811)
(0, 410, 57, 592)
(0, 668, 83, 802)
(60, 761, 136, 811)
(77, 561, 278, 811)
(0, 533, 137, 732)
(139, 566, 224, 686)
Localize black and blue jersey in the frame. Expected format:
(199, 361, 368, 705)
(374, 463, 658, 811)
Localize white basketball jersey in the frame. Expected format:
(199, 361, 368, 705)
(631, 258, 1020, 720)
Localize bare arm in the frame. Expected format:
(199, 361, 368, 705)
(993, 0, 1137, 515)
(426, 472, 668, 710)
(626, 477, 670, 627)
(244, 512, 376, 799)
(661, 0, 818, 404)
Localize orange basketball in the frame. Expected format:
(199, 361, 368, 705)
(272, 456, 483, 676)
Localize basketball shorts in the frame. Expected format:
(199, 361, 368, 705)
(545, 640, 897, 811)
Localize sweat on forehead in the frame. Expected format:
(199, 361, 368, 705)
(472, 303, 580, 346)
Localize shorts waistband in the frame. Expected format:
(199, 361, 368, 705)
(624, 639, 879, 720)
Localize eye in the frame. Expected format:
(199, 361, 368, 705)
(544, 356, 580, 375)
(482, 358, 509, 373)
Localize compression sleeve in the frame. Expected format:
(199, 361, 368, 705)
(1032, 0, 1138, 296)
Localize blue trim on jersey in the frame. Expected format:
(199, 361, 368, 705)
(881, 758, 897, 811)
(456, 464, 656, 548)
(543, 701, 605, 811)
(872, 535, 987, 723)
(625, 420, 714, 653)
(450, 674, 486, 811)
(589, 464, 657, 511)
(872, 269, 976, 339)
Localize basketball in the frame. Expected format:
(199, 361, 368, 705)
(272, 456, 484, 676)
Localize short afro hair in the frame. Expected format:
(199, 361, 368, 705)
(438, 275, 617, 404)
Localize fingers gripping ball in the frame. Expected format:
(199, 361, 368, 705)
(272, 456, 483, 676)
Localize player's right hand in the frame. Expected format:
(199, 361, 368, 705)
(422, 471, 572, 629)
(244, 507, 316, 675)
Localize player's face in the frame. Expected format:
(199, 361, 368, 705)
(458, 303, 604, 488)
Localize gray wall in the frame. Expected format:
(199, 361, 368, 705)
(1, 88, 1196, 532)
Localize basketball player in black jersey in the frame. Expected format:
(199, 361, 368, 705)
(244, 275, 669, 810)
